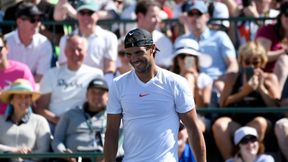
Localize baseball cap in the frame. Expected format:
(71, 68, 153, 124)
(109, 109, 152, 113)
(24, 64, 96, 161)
(211, 2, 230, 28)
(87, 78, 108, 91)
(124, 28, 154, 48)
(16, 2, 43, 18)
(234, 126, 258, 145)
(77, 0, 100, 12)
(174, 38, 201, 57)
(188, 1, 208, 14)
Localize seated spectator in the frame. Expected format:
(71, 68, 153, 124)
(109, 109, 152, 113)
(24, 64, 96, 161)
(3, 0, 64, 45)
(114, 38, 133, 77)
(52, 78, 109, 162)
(0, 79, 51, 162)
(226, 126, 274, 162)
(208, 2, 230, 32)
(57, 0, 118, 86)
(178, 123, 196, 162)
(0, 35, 35, 115)
(212, 41, 280, 160)
(256, 1, 288, 94)
(35, 35, 103, 132)
(171, 38, 213, 108)
(4, 2, 53, 83)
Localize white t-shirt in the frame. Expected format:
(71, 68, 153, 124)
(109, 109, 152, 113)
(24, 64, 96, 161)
(4, 30, 53, 76)
(40, 64, 103, 116)
(153, 30, 174, 68)
(58, 26, 118, 70)
(107, 67, 195, 162)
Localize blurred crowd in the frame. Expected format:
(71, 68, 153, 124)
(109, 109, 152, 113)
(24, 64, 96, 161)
(0, 0, 288, 162)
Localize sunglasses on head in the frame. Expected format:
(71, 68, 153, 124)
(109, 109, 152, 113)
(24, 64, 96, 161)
(188, 11, 203, 17)
(79, 10, 95, 16)
(239, 135, 257, 145)
(21, 16, 41, 23)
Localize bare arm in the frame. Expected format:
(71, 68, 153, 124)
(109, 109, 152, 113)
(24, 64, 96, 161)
(35, 94, 60, 124)
(104, 114, 122, 162)
(179, 109, 206, 162)
(257, 37, 287, 62)
(104, 58, 116, 74)
(53, 0, 77, 21)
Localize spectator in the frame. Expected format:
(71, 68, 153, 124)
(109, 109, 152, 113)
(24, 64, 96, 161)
(0, 79, 51, 162)
(4, 2, 53, 83)
(0, 35, 35, 115)
(177, 1, 238, 106)
(35, 35, 103, 131)
(114, 38, 133, 77)
(3, 0, 64, 45)
(57, 0, 118, 86)
(52, 78, 110, 162)
(256, 1, 288, 94)
(208, 1, 230, 32)
(226, 126, 274, 162)
(222, 0, 279, 47)
(212, 41, 280, 160)
(178, 123, 196, 162)
(135, 0, 174, 69)
(104, 28, 206, 162)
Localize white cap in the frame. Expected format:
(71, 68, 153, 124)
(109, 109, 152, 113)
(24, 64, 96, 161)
(211, 2, 230, 28)
(174, 38, 201, 57)
(234, 126, 258, 145)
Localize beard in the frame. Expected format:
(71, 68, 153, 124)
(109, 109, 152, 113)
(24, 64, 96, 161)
(131, 59, 152, 73)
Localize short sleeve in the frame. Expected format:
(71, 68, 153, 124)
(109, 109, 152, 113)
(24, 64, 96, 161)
(106, 80, 122, 114)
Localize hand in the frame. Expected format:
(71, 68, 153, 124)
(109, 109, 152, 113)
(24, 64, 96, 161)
(247, 75, 259, 90)
(243, 1, 259, 18)
(63, 149, 77, 162)
(14, 147, 32, 154)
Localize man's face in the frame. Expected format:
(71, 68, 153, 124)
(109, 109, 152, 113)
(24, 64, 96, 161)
(138, 6, 161, 32)
(87, 88, 108, 109)
(0, 39, 8, 65)
(65, 36, 87, 69)
(77, 9, 98, 30)
(187, 9, 209, 32)
(125, 46, 155, 73)
(17, 16, 41, 36)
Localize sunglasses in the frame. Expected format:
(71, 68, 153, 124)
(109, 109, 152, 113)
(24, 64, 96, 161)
(79, 10, 95, 16)
(178, 54, 189, 59)
(239, 135, 257, 145)
(244, 58, 262, 67)
(21, 16, 41, 23)
(118, 51, 126, 57)
(188, 11, 203, 17)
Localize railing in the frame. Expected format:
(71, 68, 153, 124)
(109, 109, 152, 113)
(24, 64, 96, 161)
(0, 152, 103, 162)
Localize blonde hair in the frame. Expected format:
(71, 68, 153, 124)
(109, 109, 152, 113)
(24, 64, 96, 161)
(238, 41, 268, 68)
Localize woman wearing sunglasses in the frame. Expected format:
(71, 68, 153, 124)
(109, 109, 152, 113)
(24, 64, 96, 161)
(212, 41, 280, 161)
(226, 126, 274, 162)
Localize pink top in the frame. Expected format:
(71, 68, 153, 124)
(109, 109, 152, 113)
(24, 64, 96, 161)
(0, 60, 35, 114)
(256, 24, 283, 72)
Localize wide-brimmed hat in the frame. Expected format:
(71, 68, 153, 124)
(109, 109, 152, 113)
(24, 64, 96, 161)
(234, 126, 258, 145)
(0, 79, 40, 103)
(174, 38, 201, 58)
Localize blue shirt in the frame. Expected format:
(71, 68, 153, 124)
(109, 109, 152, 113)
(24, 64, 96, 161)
(177, 27, 236, 80)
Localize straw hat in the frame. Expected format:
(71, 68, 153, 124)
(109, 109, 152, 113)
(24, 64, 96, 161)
(0, 79, 40, 103)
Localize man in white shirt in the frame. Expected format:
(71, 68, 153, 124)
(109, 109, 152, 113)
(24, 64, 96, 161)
(57, 0, 118, 86)
(104, 28, 206, 162)
(35, 35, 103, 131)
(4, 2, 53, 83)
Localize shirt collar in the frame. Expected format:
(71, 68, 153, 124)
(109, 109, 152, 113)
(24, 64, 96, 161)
(14, 29, 35, 48)
(6, 110, 32, 125)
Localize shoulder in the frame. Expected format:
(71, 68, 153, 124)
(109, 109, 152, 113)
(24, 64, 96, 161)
(30, 113, 49, 123)
(97, 26, 117, 38)
(4, 31, 16, 41)
(80, 65, 103, 76)
(257, 154, 274, 161)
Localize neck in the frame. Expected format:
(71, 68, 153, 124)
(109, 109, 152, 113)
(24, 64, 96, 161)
(136, 65, 158, 83)
(18, 30, 33, 46)
(67, 64, 81, 71)
(0, 59, 9, 69)
(11, 111, 26, 123)
(80, 26, 97, 37)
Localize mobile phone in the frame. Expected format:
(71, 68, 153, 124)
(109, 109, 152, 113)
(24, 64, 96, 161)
(244, 66, 254, 80)
(184, 56, 196, 69)
(242, 0, 252, 7)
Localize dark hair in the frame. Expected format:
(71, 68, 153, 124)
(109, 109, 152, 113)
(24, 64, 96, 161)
(232, 139, 265, 156)
(135, 0, 160, 15)
(275, 1, 288, 41)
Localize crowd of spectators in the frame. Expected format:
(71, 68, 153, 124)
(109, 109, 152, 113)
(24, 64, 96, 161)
(0, 0, 288, 161)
